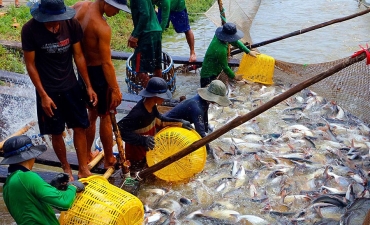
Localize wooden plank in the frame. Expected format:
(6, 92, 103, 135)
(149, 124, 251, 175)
(0, 165, 79, 183)
(0, 41, 241, 66)
(0, 147, 107, 174)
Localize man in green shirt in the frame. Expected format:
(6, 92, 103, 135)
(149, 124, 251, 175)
(1, 135, 85, 225)
(200, 22, 259, 87)
(153, 0, 196, 63)
(128, 0, 163, 88)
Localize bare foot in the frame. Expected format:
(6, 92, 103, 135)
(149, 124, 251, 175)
(62, 164, 74, 181)
(88, 150, 100, 163)
(104, 157, 117, 169)
(78, 169, 92, 179)
(189, 53, 196, 63)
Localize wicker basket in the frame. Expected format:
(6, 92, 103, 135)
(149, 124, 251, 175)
(59, 175, 144, 225)
(125, 51, 176, 94)
(146, 127, 207, 182)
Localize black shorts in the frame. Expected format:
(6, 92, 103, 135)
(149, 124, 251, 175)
(87, 65, 110, 115)
(37, 84, 89, 135)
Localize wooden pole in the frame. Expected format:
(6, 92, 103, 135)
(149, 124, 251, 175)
(0, 120, 37, 150)
(110, 111, 130, 177)
(137, 51, 368, 179)
(231, 7, 370, 55)
(87, 151, 104, 170)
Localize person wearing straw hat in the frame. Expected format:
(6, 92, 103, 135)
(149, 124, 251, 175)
(21, 0, 98, 179)
(200, 22, 259, 88)
(164, 80, 231, 153)
(1, 135, 84, 225)
(117, 77, 192, 170)
(72, 0, 130, 170)
(128, 0, 163, 88)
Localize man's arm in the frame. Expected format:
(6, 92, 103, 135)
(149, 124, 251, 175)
(158, 0, 170, 31)
(129, 0, 151, 47)
(97, 26, 122, 109)
(24, 51, 56, 117)
(72, 42, 98, 106)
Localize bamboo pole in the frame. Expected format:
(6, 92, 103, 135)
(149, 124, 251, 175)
(0, 120, 37, 150)
(137, 50, 368, 179)
(87, 151, 104, 170)
(231, 7, 370, 55)
(109, 111, 130, 177)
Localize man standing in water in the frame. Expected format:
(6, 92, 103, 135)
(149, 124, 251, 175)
(72, 0, 130, 169)
(128, 0, 163, 88)
(22, 0, 97, 179)
(153, 0, 196, 63)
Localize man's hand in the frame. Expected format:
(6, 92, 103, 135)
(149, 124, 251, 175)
(41, 95, 57, 117)
(249, 50, 259, 58)
(110, 88, 122, 109)
(181, 120, 193, 130)
(128, 36, 138, 49)
(234, 74, 243, 81)
(144, 136, 155, 150)
(86, 87, 98, 107)
(50, 173, 70, 190)
(68, 181, 85, 193)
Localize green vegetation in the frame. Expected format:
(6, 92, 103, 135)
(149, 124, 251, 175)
(0, 0, 215, 73)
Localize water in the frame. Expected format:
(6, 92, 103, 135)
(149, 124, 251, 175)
(1, 0, 370, 223)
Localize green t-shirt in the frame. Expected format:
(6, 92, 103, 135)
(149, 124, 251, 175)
(200, 35, 250, 79)
(153, 0, 186, 30)
(3, 169, 77, 225)
(131, 0, 162, 37)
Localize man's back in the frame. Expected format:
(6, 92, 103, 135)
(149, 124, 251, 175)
(73, 1, 111, 66)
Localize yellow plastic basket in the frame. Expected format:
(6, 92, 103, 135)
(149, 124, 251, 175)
(59, 175, 144, 225)
(146, 127, 207, 182)
(236, 53, 275, 85)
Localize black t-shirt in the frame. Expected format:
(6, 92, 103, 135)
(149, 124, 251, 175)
(21, 18, 83, 92)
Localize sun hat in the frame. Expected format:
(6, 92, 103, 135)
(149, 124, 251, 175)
(105, 0, 131, 13)
(139, 77, 172, 100)
(31, 0, 76, 23)
(215, 22, 244, 43)
(197, 80, 232, 107)
(0, 135, 47, 165)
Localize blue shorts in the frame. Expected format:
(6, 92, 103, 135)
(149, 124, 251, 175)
(37, 84, 89, 135)
(132, 31, 162, 74)
(158, 8, 190, 33)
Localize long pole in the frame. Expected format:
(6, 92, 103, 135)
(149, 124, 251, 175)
(231, 7, 370, 55)
(137, 50, 368, 178)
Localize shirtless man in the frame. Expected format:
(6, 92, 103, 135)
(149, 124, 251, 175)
(73, 0, 130, 169)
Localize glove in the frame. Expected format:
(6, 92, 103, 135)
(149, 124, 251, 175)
(181, 120, 193, 130)
(234, 74, 243, 81)
(249, 50, 259, 57)
(144, 136, 155, 150)
(68, 180, 85, 193)
(50, 173, 70, 190)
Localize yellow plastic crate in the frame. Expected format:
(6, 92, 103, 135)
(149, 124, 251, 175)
(146, 127, 207, 182)
(59, 175, 144, 225)
(236, 53, 275, 85)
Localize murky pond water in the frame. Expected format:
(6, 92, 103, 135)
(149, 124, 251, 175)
(1, 0, 370, 224)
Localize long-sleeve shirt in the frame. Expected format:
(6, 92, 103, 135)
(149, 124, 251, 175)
(164, 95, 211, 151)
(130, 0, 162, 38)
(117, 99, 183, 162)
(200, 35, 251, 79)
(153, 0, 186, 31)
(3, 165, 77, 225)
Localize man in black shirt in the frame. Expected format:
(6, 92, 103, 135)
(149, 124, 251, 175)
(22, 0, 97, 179)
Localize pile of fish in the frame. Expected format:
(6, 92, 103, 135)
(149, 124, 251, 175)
(138, 80, 370, 225)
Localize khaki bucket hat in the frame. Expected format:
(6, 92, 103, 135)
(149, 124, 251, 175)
(197, 80, 231, 107)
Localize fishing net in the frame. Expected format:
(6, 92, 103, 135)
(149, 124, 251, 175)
(205, 0, 370, 124)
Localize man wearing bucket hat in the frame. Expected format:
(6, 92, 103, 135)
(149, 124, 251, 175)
(200, 22, 259, 88)
(117, 77, 192, 170)
(128, 0, 163, 88)
(1, 135, 84, 225)
(72, 0, 130, 170)
(21, 0, 98, 179)
(164, 80, 231, 153)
